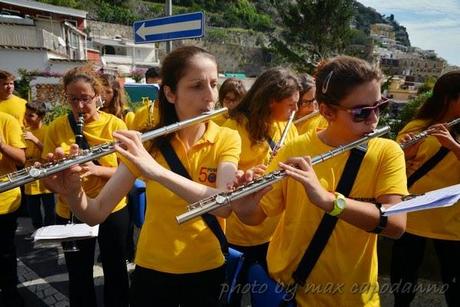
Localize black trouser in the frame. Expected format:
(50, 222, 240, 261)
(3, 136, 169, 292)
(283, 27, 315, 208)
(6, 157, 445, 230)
(391, 232, 460, 307)
(227, 242, 269, 307)
(130, 264, 226, 307)
(57, 205, 130, 307)
(0, 210, 24, 306)
(25, 193, 55, 229)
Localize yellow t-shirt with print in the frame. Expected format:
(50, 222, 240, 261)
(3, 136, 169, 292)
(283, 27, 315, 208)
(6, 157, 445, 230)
(398, 119, 460, 240)
(122, 121, 241, 274)
(223, 117, 298, 246)
(0, 95, 27, 127)
(261, 130, 407, 307)
(42, 111, 127, 219)
(295, 113, 328, 135)
(0, 112, 27, 214)
(24, 125, 51, 195)
(129, 101, 159, 131)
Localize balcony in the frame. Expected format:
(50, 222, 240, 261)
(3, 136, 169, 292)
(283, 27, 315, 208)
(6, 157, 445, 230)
(0, 24, 67, 55)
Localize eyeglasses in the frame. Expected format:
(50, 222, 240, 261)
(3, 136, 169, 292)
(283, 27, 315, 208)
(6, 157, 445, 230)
(332, 98, 390, 122)
(66, 95, 96, 105)
(298, 97, 317, 108)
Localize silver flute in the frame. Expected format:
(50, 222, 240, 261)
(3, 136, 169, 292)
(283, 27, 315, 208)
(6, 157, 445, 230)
(400, 117, 460, 149)
(176, 126, 390, 224)
(0, 108, 228, 194)
(266, 110, 296, 165)
(293, 110, 320, 125)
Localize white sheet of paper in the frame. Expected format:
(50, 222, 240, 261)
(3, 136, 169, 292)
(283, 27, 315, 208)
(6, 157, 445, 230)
(33, 224, 99, 242)
(382, 183, 460, 216)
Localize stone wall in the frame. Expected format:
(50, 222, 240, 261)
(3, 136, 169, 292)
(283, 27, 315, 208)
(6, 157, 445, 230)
(87, 21, 270, 75)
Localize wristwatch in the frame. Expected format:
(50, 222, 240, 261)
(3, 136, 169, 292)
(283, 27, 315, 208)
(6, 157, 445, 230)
(328, 192, 347, 216)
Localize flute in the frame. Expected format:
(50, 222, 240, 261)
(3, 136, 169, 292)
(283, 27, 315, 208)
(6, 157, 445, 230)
(266, 110, 296, 165)
(400, 117, 460, 149)
(176, 126, 390, 224)
(0, 108, 227, 194)
(293, 110, 320, 125)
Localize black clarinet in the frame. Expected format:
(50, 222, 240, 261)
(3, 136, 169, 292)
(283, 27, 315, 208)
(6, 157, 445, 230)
(63, 112, 85, 253)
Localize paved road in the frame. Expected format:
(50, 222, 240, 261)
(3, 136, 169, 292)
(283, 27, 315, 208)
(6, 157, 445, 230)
(7, 217, 448, 307)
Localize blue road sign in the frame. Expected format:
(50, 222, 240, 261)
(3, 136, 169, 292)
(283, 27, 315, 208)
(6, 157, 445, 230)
(133, 11, 205, 44)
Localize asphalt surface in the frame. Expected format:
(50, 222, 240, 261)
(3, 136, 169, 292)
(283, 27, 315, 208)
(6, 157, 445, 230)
(4, 217, 448, 307)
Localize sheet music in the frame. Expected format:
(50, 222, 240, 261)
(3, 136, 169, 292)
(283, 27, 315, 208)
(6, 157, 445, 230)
(382, 183, 460, 216)
(33, 224, 99, 242)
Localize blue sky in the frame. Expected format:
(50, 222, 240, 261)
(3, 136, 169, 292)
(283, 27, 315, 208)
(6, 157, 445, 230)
(358, 0, 460, 66)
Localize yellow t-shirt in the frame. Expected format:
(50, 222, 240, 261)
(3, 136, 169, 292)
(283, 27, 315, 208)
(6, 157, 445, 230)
(295, 113, 328, 135)
(0, 112, 27, 214)
(261, 130, 407, 307)
(129, 101, 159, 131)
(398, 119, 460, 240)
(212, 113, 229, 126)
(223, 117, 298, 246)
(0, 95, 27, 127)
(124, 110, 135, 129)
(24, 125, 51, 195)
(122, 121, 241, 274)
(42, 112, 128, 219)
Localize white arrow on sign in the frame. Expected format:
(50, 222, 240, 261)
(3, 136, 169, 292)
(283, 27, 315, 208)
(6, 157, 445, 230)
(136, 19, 202, 41)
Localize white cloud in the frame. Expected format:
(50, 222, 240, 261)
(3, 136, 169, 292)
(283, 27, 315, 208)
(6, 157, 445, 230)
(358, 0, 460, 15)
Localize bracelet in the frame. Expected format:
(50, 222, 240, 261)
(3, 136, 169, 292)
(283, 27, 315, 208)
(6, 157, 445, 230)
(369, 202, 388, 234)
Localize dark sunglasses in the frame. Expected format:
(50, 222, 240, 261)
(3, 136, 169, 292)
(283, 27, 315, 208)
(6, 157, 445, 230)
(333, 98, 390, 122)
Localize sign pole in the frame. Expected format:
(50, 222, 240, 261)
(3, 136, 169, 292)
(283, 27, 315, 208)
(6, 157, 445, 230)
(165, 0, 172, 53)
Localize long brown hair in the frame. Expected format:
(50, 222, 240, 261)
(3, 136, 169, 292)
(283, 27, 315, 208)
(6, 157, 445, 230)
(230, 67, 300, 145)
(414, 70, 460, 126)
(99, 73, 128, 119)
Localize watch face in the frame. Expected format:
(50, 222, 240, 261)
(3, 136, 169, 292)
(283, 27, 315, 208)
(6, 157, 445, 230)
(337, 198, 346, 209)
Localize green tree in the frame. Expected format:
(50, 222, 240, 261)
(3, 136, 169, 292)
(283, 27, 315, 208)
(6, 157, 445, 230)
(269, 0, 355, 72)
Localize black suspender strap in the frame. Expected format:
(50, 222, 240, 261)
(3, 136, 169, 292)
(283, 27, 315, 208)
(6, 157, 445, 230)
(291, 148, 367, 286)
(407, 147, 450, 188)
(157, 139, 229, 256)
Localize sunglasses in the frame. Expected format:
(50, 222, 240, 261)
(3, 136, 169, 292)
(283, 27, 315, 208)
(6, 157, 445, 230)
(333, 98, 390, 122)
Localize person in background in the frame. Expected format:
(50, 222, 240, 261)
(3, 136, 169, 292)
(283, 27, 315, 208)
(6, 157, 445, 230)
(23, 102, 55, 231)
(129, 67, 162, 131)
(232, 56, 408, 306)
(43, 46, 241, 307)
(391, 70, 460, 307)
(223, 67, 299, 306)
(99, 73, 135, 131)
(213, 78, 247, 126)
(0, 111, 26, 307)
(294, 74, 328, 135)
(145, 66, 161, 85)
(0, 70, 26, 127)
(43, 66, 130, 307)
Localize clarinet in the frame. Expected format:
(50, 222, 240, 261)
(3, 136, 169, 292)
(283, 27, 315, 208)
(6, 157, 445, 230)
(0, 108, 228, 193)
(75, 112, 85, 149)
(176, 126, 390, 224)
(400, 117, 460, 149)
